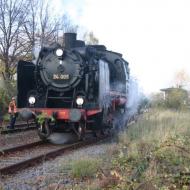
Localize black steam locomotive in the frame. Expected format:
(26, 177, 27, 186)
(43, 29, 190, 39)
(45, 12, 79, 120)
(17, 33, 130, 140)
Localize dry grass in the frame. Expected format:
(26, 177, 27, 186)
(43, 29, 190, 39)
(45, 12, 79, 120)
(120, 109, 190, 144)
(113, 109, 190, 189)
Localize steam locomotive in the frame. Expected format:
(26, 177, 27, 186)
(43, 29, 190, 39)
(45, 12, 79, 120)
(17, 33, 130, 140)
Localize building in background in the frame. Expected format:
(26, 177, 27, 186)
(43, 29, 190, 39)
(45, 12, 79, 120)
(160, 87, 190, 109)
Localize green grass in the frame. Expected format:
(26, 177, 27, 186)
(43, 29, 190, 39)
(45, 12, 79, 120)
(71, 159, 101, 178)
(59, 157, 101, 180)
(3, 113, 10, 122)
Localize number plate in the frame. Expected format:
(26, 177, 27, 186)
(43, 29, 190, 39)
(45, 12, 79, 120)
(53, 74, 69, 80)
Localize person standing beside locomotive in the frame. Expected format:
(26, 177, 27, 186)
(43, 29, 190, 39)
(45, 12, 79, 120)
(7, 97, 17, 129)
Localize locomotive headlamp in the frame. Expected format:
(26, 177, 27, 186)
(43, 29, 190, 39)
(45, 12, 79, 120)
(56, 48, 63, 56)
(28, 96, 36, 105)
(76, 97, 84, 106)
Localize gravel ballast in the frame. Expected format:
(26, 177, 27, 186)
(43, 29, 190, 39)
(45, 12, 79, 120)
(0, 138, 116, 190)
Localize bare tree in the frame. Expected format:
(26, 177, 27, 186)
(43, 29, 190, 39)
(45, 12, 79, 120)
(61, 15, 78, 33)
(38, 1, 59, 46)
(23, 0, 58, 48)
(0, 0, 30, 80)
(23, 0, 38, 49)
(0, 0, 78, 79)
(23, 0, 78, 59)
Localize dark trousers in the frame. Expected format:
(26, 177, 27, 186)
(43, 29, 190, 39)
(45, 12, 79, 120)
(9, 114, 17, 129)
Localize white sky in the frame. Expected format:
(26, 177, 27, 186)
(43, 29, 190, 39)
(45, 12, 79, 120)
(53, 0, 190, 94)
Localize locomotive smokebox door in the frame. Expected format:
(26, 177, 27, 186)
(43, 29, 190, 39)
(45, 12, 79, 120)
(39, 50, 84, 92)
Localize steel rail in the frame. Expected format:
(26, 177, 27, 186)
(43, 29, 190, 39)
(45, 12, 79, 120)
(0, 122, 36, 134)
(0, 141, 45, 155)
(0, 136, 108, 175)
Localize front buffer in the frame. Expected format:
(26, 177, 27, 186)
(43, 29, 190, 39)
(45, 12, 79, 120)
(19, 108, 102, 141)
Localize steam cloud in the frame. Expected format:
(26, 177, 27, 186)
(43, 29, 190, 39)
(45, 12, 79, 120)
(49, 133, 78, 144)
(126, 77, 141, 117)
(100, 76, 142, 130)
(32, 39, 41, 64)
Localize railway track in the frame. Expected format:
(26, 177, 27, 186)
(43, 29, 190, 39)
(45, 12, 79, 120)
(0, 122, 36, 134)
(0, 135, 109, 176)
(0, 118, 137, 176)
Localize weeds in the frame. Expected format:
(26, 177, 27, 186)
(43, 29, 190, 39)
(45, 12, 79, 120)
(59, 158, 101, 179)
(71, 159, 101, 178)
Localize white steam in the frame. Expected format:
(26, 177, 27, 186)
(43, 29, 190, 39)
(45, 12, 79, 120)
(126, 77, 141, 117)
(99, 74, 142, 130)
(49, 133, 78, 144)
(32, 39, 41, 64)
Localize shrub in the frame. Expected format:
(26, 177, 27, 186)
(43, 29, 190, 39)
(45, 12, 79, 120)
(3, 113, 10, 122)
(71, 159, 101, 178)
(0, 88, 9, 115)
(150, 93, 165, 108)
(165, 88, 188, 110)
(0, 79, 16, 115)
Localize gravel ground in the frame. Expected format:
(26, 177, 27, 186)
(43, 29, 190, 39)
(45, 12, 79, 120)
(0, 138, 117, 190)
(0, 130, 39, 149)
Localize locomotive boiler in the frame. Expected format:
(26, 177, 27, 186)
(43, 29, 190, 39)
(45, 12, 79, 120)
(17, 33, 130, 140)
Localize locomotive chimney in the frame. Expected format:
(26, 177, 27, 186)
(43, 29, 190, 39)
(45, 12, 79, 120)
(64, 33, 77, 49)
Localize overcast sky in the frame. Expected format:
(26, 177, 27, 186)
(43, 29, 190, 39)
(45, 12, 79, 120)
(53, 0, 190, 94)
